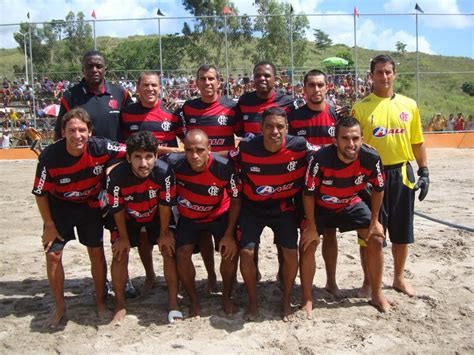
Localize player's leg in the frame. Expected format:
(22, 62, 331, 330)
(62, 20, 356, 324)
(44, 246, 66, 328)
(137, 229, 156, 295)
(176, 244, 199, 317)
(322, 228, 340, 295)
(299, 237, 318, 319)
(110, 245, 129, 326)
(87, 246, 109, 319)
(198, 230, 217, 294)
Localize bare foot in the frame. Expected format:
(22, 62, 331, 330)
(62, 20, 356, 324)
(206, 274, 218, 294)
(42, 308, 66, 329)
(189, 301, 201, 318)
(369, 295, 391, 313)
(140, 274, 156, 296)
(222, 297, 238, 315)
(110, 308, 126, 326)
(325, 283, 342, 297)
(301, 301, 313, 320)
(244, 304, 258, 321)
(357, 284, 372, 298)
(393, 281, 416, 297)
(97, 304, 112, 321)
(282, 303, 295, 322)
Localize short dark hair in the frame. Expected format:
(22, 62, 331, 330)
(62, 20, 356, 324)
(253, 60, 276, 77)
(82, 50, 106, 66)
(61, 107, 92, 131)
(335, 116, 360, 138)
(137, 71, 159, 86)
(303, 69, 327, 85)
(126, 131, 158, 155)
(370, 54, 396, 73)
(261, 106, 287, 124)
(196, 64, 218, 80)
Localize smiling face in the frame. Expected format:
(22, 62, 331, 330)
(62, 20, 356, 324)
(62, 118, 91, 156)
(333, 124, 363, 163)
(254, 64, 275, 98)
(261, 114, 287, 153)
(371, 61, 396, 98)
(127, 149, 156, 179)
(138, 73, 160, 108)
(82, 55, 106, 88)
(197, 68, 219, 103)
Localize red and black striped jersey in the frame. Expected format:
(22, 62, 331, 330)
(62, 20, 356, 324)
(236, 90, 297, 138)
(106, 159, 176, 224)
(304, 144, 385, 211)
(288, 104, 339, 147)
(230, 134, 313, 212)
(32, 137, 126, 208)
(120, 100, 185, 146)
(164, 153, 241, 223)
(177, 97, 238, 152)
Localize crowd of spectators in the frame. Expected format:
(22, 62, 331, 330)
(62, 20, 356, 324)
(426, 112, 473, 132)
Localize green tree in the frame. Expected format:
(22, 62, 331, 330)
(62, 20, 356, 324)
(314, 29, 332, 52)
(13, 23, 51, 73)
(396, 41, 407, 54)
(63, 11, 93, 65)
(335, 50, 354, 66)
(461, 82, 474, 96)
(253, 0, 309, 68)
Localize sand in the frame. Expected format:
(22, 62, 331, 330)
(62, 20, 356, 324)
(0, 148, 473, 354)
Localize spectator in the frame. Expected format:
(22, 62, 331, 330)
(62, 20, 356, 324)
(466, 115, 474, 130)
(431, 113, 446, 132)
(454, 113, 465, 131)
(446, 113, 455, 131)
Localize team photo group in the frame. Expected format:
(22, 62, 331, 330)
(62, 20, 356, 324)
(32, 50, 429, 329)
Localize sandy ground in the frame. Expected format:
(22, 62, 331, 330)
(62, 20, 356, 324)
(0, 148, 473, 354)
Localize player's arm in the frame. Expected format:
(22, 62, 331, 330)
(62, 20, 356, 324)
(157, 204, 175, 257)
(35, 195, 64, 251)
(220, 197, 241, 260)
(112, 209, 131, 261)
(367, 189, 384, 242)
(412, 142, 429, 201)
(157, 146, 184, 156)
(300, 192, 320, 252)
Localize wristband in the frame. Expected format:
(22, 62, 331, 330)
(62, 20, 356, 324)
(417, 167, 429, 177)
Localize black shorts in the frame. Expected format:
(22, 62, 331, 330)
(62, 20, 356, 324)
(47, 196, 104, 252)
(315, 201, 371, 235)
(176, 213, 228, 251)
(110, 219, 160, 248)
(237, 206, 298, 250)
(381, 163, 415, 244)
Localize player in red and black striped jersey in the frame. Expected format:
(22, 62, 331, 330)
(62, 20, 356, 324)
(164, 129, 241, 317)
(288, 69, 342, 296)
(235, 61, 298, 139)
(120, 72, 185, 154)
(301, 117, 390, 314)
(33, 108, 126, 328)
(106, 131, 180, 326)
(229, 107, 314, 321)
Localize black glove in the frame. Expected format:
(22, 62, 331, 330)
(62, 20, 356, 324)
(414, 167, 429, 201)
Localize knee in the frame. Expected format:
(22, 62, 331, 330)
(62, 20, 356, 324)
(46, 250, 62, 264)
(367, 236, 384, 250)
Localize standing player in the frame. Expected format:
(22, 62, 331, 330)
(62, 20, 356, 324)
(352, 54, 429, 297)
(120, 71, 185, 155)
(107, 131, 179, 326)
(176, 64, 239, 292)
(55, 51, 132, 141)
(165, 129, 241, 317)
(33, 107, 126, 328)
(301, 117, 390, 317)
(288, 69, 342, 296)
(230, 107, 313, 321)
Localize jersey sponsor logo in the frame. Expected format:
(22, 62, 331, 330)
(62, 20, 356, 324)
(399, 111, 409, 122)
(209, 138, 225, 146)
(322, 179, 333, 186)
(189, 118, 197, 124)
(161, 121, 171, 131)
(328, 126, 335, 137)
(297, 129, 307, 136)
(63, 187, 95, 199)
(112, 186, 120, 208)
(376, 160, 384, 188)
(321, 195, 352, 204)
(250, 166, 261, 173)
(256, 183, 294, 196)
(354, 175, 365, 185)
(287, 160, 297, 172)
(164, 176, 172, 202)
(217, 115, 228, 125)
(107, 142, 125, 152)
(229, 173, 239, 198)
(108, 99, 119, 109)
(243, 115, 249, 121)
(372, 126, 406, 138)
(305, 156, 318, 191)
(229, 148, 239, 157)
(59, 177, 71, 184)
(177, 196, 213, 212)
(244, 132, 255, 140)
(127, 205, 157, 219)
(208, 185, 220, 196)
(130, 124, 139, 131)
(307, 142, 318, 151)
(93, 164, 104, 176)
(124, 195, 134, 201)
(33, 166, 48, 194)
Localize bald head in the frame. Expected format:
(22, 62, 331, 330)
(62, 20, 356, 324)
(184, 129, 211, 172)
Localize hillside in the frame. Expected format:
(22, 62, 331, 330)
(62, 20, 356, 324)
(1, 37, 473, 122)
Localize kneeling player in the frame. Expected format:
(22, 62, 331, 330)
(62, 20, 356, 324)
(165, 129, 241, 317)
(106, 131, 180, 326)
(300, 117, 391, 317)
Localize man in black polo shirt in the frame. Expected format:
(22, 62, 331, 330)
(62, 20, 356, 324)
(55, 50, 132, 141)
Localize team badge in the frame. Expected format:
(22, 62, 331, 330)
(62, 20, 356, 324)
(354, 175, 365, 185)
(93, 164, 104, 176)
(161, 121, 171, 131)
(399, 112, 409, 122)
(108, 99, 119, 109)
(208, 185, 220, 196)
(217, 115, 228, 125)
(287, 160, 297, 172)
(328, 126, 335, 137)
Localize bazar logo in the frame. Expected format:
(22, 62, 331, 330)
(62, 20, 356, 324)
(256, 183, 294, 196)
(372, 126, 406, 138)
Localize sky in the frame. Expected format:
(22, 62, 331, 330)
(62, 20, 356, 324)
(1, 0, 473, 58)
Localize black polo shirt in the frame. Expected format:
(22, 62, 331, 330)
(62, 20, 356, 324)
(55, 80, 132, 140)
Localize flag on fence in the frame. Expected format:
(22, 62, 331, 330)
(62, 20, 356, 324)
(91, 10, 96, 19)
(415, 3, 424, 13)
(157, 8, 165, 16)
(223, 6, 232, 15)
(27, 12, 30, 20)
(354, 6, 359, 17)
